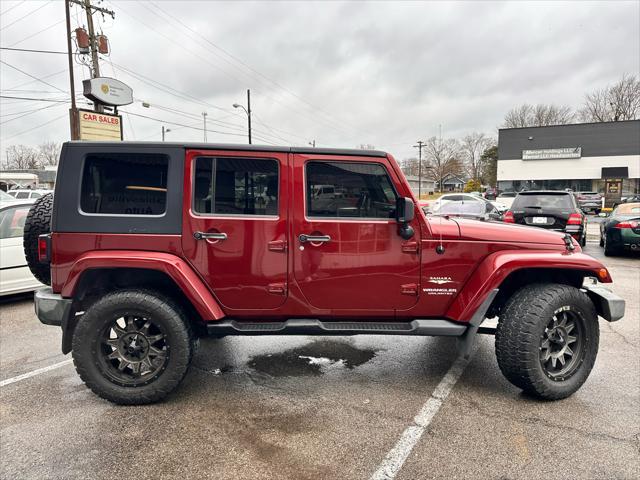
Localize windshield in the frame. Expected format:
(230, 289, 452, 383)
(512, 193, 572, 210)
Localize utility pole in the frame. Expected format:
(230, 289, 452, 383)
(69, 0, 115, 113)
(202, 112, 208, 142)
(64, 0, 79, 139)
(308, 140, 316, 147)
(413, 140, 425, 199)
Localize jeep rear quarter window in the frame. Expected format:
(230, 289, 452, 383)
(80, 153, 169, 216)
(193, 157, 278, 216)
(306, 161, 397, 218)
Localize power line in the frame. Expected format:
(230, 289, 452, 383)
(0, 47, 67, 55)
(0, 102, 65, 126)
(8, 19, 66, 48)
(149, 0, 363, 136)
(4, 68, 68, 91)
(0, 1, 26, 17)
(0, 60, 68, 94)
(0, 95, 69, 103)
(1, 112, 68, 142)
(0, 0, 54, 32)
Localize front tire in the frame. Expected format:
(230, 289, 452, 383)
(495, 283, 599, 400)
(72, 290, 193, 405)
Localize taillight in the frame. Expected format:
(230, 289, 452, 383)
(38, 234, 51, 263)
(503, 211, 515, 223)
(567, 213, 583, 225)
(614, 220, 639, 229)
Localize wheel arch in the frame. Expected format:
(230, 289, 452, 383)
(446, 250, 611, 322)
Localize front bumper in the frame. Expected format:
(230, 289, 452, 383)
(583, 284, 625, 322)
(35, 287, 75, 354)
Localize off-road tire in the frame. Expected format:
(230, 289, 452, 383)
(23, 193, 53, 285)
(72, 290, 193, 405)
(495, 283, 599, 400)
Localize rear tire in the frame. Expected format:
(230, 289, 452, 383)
(495, 283, 599, 400)
(23, 193, 53, 285)
(603, 236, 617, 257)
(72, 290, 193, 405)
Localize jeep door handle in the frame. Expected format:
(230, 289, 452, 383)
(194, 231, 228, 241)
(298, 234, 331, 243)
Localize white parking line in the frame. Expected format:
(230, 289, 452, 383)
(0, 359, 73, 387)
(369, 355, 471, 480)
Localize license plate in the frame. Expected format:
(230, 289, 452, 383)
(532, 216, 547, 224)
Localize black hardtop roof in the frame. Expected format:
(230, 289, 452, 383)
(63, 141, 388, 158)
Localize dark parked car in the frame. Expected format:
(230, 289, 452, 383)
(599, 203, 640, 256)
(574, 191, 602, 214)
(614, 194, 640, 207)
(503, 190, 587, 246)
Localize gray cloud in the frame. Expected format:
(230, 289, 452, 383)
(1, 0, 638, 161)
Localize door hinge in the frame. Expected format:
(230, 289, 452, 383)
(401, 241, 419, 253)
(401, 283, 419, 295)
(267, 283, 287, 295)
(268, 240, 287, 252)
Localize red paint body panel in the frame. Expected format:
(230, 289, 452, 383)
(58, 248, 224, 320)
(445, 250, 611, 322)
(49, 147, 614, 325)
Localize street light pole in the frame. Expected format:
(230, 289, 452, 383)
(162, 126, 171, 141)
(413, 140, 425, 199)
(233, 89, 252, 144)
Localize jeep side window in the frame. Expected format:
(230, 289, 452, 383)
(306, 161, 397, 218)
(193, 157, 278, 216)
(80, 153, 169, 216)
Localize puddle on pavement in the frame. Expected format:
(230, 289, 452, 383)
(248, 340, 378, 377)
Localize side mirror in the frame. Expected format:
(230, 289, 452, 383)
(396, 197, 415, 239)
(396, 197, 415, 223)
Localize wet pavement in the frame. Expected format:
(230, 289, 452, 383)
(1, 242, 638, 479)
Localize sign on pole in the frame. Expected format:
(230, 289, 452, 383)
(78, 109, 123, 140)
(82, 77, 133, 106)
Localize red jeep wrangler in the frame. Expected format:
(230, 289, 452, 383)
(26, 142, 624, 404)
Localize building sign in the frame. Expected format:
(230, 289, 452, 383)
(522, 147, 581, 160)
(78, 109, 123, 141)
(83, 77, 133, 106)
(604, 178, 623, 208)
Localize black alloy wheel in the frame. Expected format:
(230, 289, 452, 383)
(539, 308, 585, 382)
(98, 315, 169, 387)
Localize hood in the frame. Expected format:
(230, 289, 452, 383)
(453, 218, 567, 246)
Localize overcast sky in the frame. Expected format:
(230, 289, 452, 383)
(1, 0, 638, 162)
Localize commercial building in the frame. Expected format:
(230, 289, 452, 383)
(497, 120, 639, 201)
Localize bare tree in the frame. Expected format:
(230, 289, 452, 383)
(503, 103, 574, 128)
(423, 136, 463, 192)
(38, 141, 61, 167)
(461, 132, 492, 182)
(399, 157, 419, 177)
(4, 145, 42, 169)
(579, 74, 640, 122)
(358, 144, 376, 150)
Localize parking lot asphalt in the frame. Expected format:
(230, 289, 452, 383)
(1, 241, 638, 480)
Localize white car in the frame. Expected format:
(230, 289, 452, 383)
(7, 189, 51, 201)
(496, 191, 518, 209)
(0, 200, 44, 295)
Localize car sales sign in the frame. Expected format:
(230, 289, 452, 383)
(78, 109, 123, 141)
(83, 77, 133, 106)
(522, 147, 582, 160)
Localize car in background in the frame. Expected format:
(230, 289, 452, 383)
(0, 201, 44, 295)
(433, 198, 502, 221)
(0, 190, 19, 203)
(614, 194, 640, 207)
(574, 191, 602, 214)
(496, 191, 518, 209)
(503, 190, 587, 246)
(7, 189, 52, 200)
(483, 187, 497, 200)
(428, 193, 502, 221)
(598, 202, 640, 256)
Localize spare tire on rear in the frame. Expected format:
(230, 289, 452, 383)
(23, 193, 53, 286)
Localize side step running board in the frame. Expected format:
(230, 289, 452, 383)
(206, 318, 467, 337)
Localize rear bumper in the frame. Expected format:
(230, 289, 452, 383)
(584, 285, 625, 322)
(34, 287, 72, 326)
